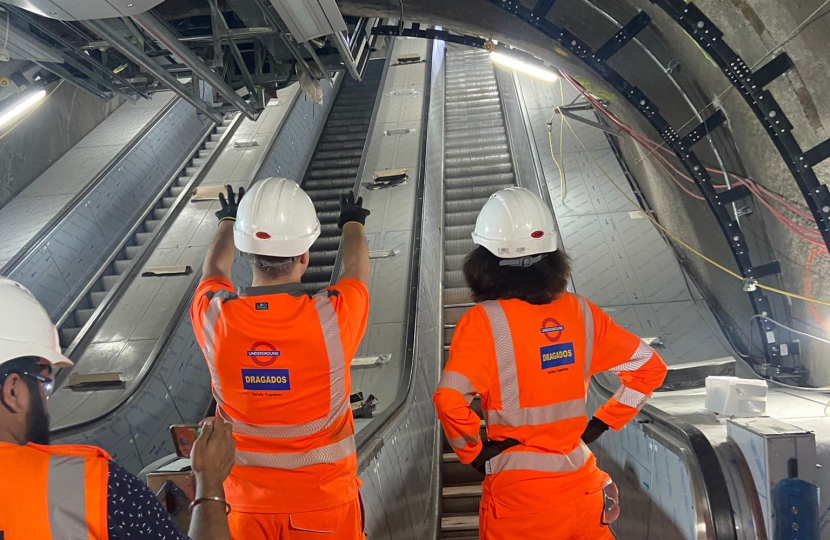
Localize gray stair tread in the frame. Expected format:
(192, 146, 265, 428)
(443, 485, 482, 498)
(441, 515, 479, 531)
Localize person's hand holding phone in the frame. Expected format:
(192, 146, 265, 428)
(190, 417, 235, 499)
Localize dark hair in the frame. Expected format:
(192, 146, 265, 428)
(463, 246, 572, 305)
(245, 253, 298, 280)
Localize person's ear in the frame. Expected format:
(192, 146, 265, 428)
(1, 375, 26, 413)
(297, 252, 310, 266)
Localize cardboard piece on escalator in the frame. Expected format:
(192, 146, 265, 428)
(190, 185, 225, 201)
(66, 372, 123, 389)
(397, 53, 422, 64)
(142, 265, 191, 277)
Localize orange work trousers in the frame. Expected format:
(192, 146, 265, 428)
(229, 498, 364, 540)
(479, 488, 615, 540)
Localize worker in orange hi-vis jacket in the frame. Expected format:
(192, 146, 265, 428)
(433, 187, 667, 540)
(191, 178, 371, 540)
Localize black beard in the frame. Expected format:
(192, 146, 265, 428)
(26, 390, 50, 445)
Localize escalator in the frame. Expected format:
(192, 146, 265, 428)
(57, 116, 235, 350)
(439, 47, 518, 540)
(299, 60, 385, 292)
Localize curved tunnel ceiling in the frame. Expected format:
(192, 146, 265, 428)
(340, 0, 830, 385)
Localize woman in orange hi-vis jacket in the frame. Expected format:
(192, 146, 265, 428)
(433, 187, 667, 540)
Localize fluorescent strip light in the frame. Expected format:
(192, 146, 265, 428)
(490, 52, 559, 82)
(0, 89, 47, 129)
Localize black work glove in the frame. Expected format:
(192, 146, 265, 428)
(581, 417, 610, 445)
(216, 185, 245, 223)
(471, 438, 521, 475)
(338, 191, 370, 229)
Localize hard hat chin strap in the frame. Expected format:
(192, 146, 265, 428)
(498, 254, 545, 268)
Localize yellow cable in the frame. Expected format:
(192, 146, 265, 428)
(558, 78, 565, 201)
(0, 80, 64, 141)
(561, 117, 830, 308)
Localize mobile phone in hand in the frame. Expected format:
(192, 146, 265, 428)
(169, 424, 201, 458)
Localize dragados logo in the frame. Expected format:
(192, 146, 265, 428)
(540, 318, 564, 343)
(247, 342, 281, 367)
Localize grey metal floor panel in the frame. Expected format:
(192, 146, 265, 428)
(0, 93, 176, 266)
(517, 74, 730, 367)
(48, 90, 303, 430)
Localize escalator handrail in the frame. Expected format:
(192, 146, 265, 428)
(591, 373, 738, 540)
(1, 95, 182, 277)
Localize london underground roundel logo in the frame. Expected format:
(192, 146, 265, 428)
(540, 318, 564, 342)
(247, 342, 281, 366)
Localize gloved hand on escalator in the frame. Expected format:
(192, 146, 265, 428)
(338, 191, 370, 229)
(471, 438, 521, 475)
(581, 416, 610, 445)
(215, 185, 245, 223)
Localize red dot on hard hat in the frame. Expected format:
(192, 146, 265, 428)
(531, 231, 544, 238)
(256, 232, 272, 239)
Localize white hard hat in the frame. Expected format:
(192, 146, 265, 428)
(0, 278, 72, 369)
(472, 187, 558, 259)
(234, 177, 321, 257)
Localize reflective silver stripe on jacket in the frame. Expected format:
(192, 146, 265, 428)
(204, 290, 351, 444)
(447, 434, 481, 450)
(201, 289, 236, 406)
(612, 385, 648, 409)
(47, 455, 89, 539)
(437, 370, 477, 404)
(609, 341, 654, 374)
(575, 295, 594, 380)
(235, 435, 356, 469)
(480, 301, 520, 409)
(487, 441, 591, 475)
(483, 398, 586, 427)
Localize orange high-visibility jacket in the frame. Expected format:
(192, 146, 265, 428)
(191, 277, 369, 514)
(0, 442, 110, 539)
(433, 293, 667, 517)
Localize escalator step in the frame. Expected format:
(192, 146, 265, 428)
(74, 307, 96, 327)
(445, 166, 514, 181)
(124, 245, 141, 259)
(162, 196, 178, 206)
(446, 120, 508, 133)
(443, 287, 474, 306)
(307, 168, 358, 181)
(443, 270, 467, 289)
(311, 236, 342, 250)
(444, 224, 475, 241)
(144, 219, 160, 233)
(443, 238, 476, 256)
(312, 199, 342, 212)
(444, 197, 492, 214)
(101, 274, 120, 290)
(317, 211, 340, 223)
(445, 134, 508, 149)
(170, 186, 185, 197)
(445, 184, 514, 201)
(317, 139, 366, 152)
(445, 112, 504, 126)
(444, 211, 480, 227)
(314, 148, 365, 161)
(90, 290, 108, 307)
(444, 152, 512, 167)
(59, 327, 81, 349)
(113, 259, 132, 274)
(304, 265, 335, 281)
(135, 231, 153, 245)
(309, 250, 338, 266)
(306, 187, 353, 201)
(302, 281, 331, 294)
(311, 158, 363, 170)
(445, 127, 507, 142)
(443, 253, 468, 270)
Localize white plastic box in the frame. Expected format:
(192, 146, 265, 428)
(705, 376, 768, 417)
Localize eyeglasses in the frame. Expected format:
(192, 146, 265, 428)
(0, 371, 55, 397)
(601, 480, 620, 525)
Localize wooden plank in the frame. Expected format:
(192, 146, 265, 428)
(443, 485, 483, 498)
(441, 514, 479, 531)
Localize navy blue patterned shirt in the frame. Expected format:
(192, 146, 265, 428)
(107, 462, 190, 540)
